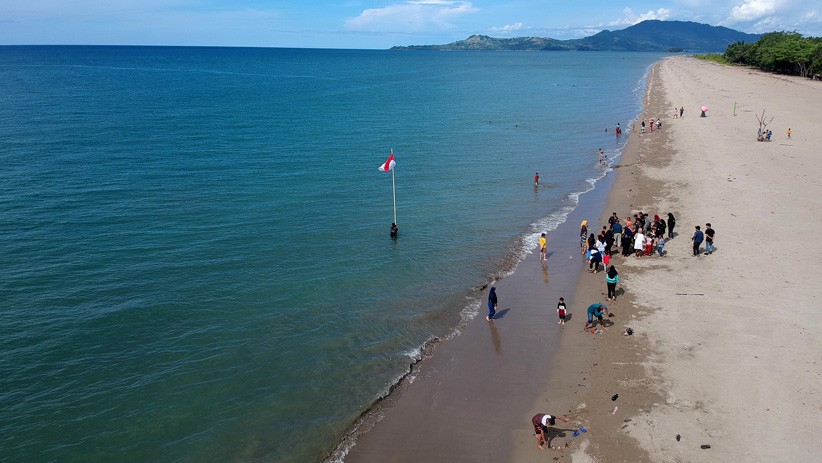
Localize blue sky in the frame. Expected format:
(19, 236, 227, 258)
(1, 1, 819, 48)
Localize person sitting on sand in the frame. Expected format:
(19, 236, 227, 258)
(531, 413, 571, 450)
(584, 303, 607, 331)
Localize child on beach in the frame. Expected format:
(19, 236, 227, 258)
(539, 232, 547, 263)
(645, 235, 654, 256)
(557, 297, 567, 325)
(657, 236, 666, 256)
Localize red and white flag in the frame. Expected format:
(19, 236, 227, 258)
(378, 153, 395, 172)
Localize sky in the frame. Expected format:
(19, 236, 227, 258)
(0, 1, 819, 49)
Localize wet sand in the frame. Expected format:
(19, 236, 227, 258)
(341, 148, 617, 462)
(341, 56, 822, 462)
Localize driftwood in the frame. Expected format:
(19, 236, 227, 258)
(755, 109, 774, 132)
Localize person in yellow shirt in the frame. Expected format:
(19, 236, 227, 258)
(787, 127, 792, 139)
(539, 233, 547, 263)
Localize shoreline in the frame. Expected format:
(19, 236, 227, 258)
(339, 55, 822, 463)
(335, 176, 620, 462)
(337, 78, 643, 462)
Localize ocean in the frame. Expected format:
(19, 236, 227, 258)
(0, 46, 661, 462)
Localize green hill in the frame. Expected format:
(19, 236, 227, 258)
(392, 20, 762, 52)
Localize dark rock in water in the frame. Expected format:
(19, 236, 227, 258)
(701, 444, 711, 449)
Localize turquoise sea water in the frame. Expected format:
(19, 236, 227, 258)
(0, 46, 661, 462)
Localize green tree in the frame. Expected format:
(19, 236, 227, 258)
(723, 41, 751, 64)
(723, 31, 822, 78)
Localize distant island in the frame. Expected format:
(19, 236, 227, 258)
(391, 20, 762, 53)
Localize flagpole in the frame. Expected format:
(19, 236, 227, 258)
(391, 148, 397, 225)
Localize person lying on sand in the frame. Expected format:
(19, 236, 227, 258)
(531, 413, 571, 450)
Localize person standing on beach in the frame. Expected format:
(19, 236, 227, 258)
(704, 223, 715, 255)
(487, 287, 498, 321)
(612, 220, 623, 252)
(667, 213, 676, 239)
(532, 413, 571, 450)
(787, 128, 792, 139)
(621, 226, 633, 256)
(633, 228, 645, 257)
(589, 243, 602, 273)
(608, 212, 619, 228)
(539, 233, 547, 263)
(584, 303, 607, 331)
(606, 266, 619, 301)
(680, 107, 684, 117)
(557, 297, 567, 325)
(692, 226, 704, 256)
(586, 233, 596, 262)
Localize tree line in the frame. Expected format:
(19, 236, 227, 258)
(723, 32, 822, 78)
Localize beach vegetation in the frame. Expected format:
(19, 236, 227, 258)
(722, 32, 822, 78)
(692, 53, 730, 64)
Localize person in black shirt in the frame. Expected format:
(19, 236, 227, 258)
(667, 213, 676, 239)
(704, 223, 715, 254)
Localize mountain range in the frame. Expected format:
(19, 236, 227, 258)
(391, 20, 762, 52)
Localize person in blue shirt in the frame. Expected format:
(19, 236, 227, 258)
(611, 220, 623, 251)
(584, 303, 607, 331)
(692, 225, 704, 256)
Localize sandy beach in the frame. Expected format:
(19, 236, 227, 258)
(341, 56, 822, 462)
(564, 56, 822, 462)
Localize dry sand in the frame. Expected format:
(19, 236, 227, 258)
(559, 56, 822, 462)
(341, 56, 822, 463)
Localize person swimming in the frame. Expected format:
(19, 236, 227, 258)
(390, 222, 398, 238)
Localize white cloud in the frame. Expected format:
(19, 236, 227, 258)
(729, 0, 779, 22)
(608, 7, 672, 27)
(490, 22, 523, 32)
(344, 1, 477, 32)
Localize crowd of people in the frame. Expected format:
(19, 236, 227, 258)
(581, 212, 677, 262)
